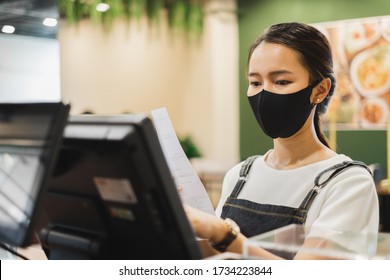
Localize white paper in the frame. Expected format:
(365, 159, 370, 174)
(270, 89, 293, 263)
(151, 107, 215, 215)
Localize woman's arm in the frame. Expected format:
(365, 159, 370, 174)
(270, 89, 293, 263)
(185, 205, 344, 260)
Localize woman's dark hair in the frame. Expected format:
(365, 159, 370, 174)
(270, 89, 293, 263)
(248, 22, 335, 148)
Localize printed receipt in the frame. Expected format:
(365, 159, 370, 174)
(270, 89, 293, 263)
(151, 107, 215, 215)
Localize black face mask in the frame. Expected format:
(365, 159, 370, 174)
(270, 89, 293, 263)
(248, 83, 316, 139)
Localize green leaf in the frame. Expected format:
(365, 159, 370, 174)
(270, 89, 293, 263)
(186, 2, 203, 35)
(146, 0, 163, 24)
(167, 0, 187, 31)
(179, 135, 202, 159)
(132, 0, 146, 21)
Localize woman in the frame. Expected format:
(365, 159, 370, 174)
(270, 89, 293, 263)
(186, 22, 379, 259)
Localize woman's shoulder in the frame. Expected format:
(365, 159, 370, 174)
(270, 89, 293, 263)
(313, 154, 375, 196)
(305, 154, 367, 173)
(309, 154, 372, 181)
(317, 154, 372, 175)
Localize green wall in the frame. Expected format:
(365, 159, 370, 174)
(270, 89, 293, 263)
(237, 0, 390, 177)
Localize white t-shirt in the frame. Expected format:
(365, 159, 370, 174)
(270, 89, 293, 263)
(215, 151, 379, 253)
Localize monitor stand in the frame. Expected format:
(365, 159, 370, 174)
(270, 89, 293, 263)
(39, 226, 104, 260)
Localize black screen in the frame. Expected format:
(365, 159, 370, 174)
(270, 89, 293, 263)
(40, 114, 202, 260)
(0, 102, 70, 247)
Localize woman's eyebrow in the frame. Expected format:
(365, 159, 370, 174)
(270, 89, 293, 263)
(247, 69, 293, 77)
(269, 69, 293, 76)
(247, 72, 260, 77)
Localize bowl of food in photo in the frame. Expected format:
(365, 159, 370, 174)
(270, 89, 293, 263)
(343, 21, 381, 55)
(359, 97, 388, 126)
(350, 44, 390, 97)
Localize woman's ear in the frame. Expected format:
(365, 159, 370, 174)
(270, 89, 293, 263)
(311, 78, 331, 104)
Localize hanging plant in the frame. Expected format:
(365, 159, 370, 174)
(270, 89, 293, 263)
(186, 1, 203, 35)
(166, 0, 202, 35)
(58, 0, 91, 23)
(167, 0, 186, 32)
(57, 0, 205, 36)
(129, 0, 147, 21)
(89, 0, 123, 29)
(146, 0, 164, 25)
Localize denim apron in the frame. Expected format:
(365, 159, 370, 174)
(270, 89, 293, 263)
(220, 156, 371, 238)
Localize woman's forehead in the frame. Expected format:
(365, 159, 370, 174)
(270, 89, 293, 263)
(248, 42, 307, 75)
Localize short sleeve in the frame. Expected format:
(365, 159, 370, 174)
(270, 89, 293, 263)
(307, 166, 379, 252)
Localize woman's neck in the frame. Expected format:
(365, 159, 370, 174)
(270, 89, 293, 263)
(265, 131, 336, 170)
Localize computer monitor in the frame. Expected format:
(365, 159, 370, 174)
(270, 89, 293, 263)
(0, 102, 70, 248)
(40, 114, 203, 260)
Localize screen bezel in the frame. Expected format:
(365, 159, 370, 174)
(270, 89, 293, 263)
(41, 114, 202, 260)
(0, 102, 70, 247)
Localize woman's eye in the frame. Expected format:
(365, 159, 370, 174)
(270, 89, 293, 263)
(275, 80, 291, 85)
(250, 81, 262, 86)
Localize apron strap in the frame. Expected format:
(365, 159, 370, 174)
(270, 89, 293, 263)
(299, 160, 372, 211)
(229, 155, 258, 198)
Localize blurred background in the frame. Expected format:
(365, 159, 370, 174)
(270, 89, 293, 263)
(1, 1, 390, 221)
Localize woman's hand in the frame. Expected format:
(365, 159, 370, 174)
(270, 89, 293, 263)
(184, 205, 226, 243)
(184, 205, 283, 259)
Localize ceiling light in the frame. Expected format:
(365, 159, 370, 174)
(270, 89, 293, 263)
(43, 18, 58, 27)
(1, 25, 15, 34)
(96, 3, 110, 12)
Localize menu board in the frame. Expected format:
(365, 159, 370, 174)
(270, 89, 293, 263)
(313, 16, 390, 128)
